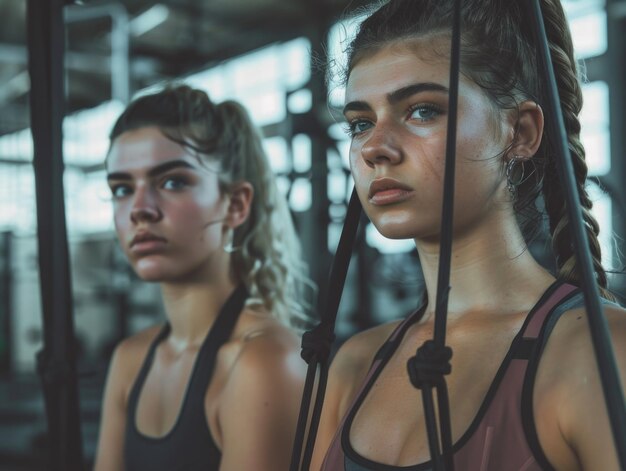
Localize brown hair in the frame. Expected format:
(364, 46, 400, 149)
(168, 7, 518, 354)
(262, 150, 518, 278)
(109, 85, 314, 328)
(344, 0, 612, 298)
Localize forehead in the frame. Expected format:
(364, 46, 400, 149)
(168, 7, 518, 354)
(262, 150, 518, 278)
(107, 126, 196, 172)
(345, 40, 453, 103)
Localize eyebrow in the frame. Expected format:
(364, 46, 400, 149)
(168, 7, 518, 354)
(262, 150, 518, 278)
(107, 159, 197, 181)
(343, 82, 449, 115)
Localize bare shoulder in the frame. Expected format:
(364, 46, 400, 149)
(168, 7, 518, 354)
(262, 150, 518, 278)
(215, 310, 307, 470)
(328, 320, 404, 419)
(541, 302, 626, 393)
(540, 302, 626, 373)
(94, 324, 165, 471)
(332, 320, 402, 381)
(535, 302, 626, 470)
(309, 318, 405, 469)
(107, 325, 164, 398)
(537, 301, 626, 398)
(112, 324, 163, 364)
(220, 308, 304, 387)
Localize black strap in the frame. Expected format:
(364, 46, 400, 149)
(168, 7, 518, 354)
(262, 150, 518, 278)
(290, 189, 362, 471)
(126, 284, 248, 433)
(293, 1, 626, 470)
(190, 284, 248, 402)
(27, 0, 85, 470)
(124, 324, 170, 427)
(405, 1, 461, 470)
(526, 1, 626, 467)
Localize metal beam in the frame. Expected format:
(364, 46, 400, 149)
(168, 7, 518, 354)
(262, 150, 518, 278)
(0, 42, 112, 74)
(27, 0, 84, 468)
(65, 2, 130, 103)
(607, 0, 626, 295)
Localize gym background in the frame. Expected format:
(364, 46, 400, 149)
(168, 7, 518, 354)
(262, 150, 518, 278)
(0, 0, 624, 468)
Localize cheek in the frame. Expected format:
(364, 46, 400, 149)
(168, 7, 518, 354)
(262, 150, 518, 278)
(171, 202, 210, 231)
(416, 134, 446, 182)
(349, 146, 367, 184)
(113, 204, 130, 237)
(455, 97, 506, 159)
(168, 193, 225, 237)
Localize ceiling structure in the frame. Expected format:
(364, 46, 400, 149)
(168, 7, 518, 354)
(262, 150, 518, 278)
(0, 0, 616, 138)
(0, 0, 371, 138)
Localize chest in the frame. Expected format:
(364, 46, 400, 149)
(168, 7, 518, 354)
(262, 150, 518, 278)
(349, 315, 528, 467)
(133, 343, 228, 440)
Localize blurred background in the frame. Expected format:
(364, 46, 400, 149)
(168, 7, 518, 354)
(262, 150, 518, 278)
(0, 0, 624, 468)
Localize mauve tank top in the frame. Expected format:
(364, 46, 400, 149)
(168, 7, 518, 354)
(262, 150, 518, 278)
(321, 281, 596, 471)
(123, 284, 247, 471)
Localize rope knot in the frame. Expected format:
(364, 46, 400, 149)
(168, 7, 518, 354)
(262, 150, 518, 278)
(407, 340, 452, 389)
(301, 325, 335, 364)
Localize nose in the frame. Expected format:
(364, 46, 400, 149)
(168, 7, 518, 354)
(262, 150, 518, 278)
(360, 122, 403, 168)
(130, 186, 162, 224)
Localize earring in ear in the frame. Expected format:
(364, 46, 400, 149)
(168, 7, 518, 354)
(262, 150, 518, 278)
(506, 156, 526, 197)
(223, 230, 239, 254)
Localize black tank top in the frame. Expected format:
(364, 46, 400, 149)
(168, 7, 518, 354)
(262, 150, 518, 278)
(124, 284, 248, 471)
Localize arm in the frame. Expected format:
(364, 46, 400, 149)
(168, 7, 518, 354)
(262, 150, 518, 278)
(216, 332, 306, 471)
(93, 344, 129, 471)
(539, 305, 626, 471)
(93, 328, 156, 471)
(310, 323, 399, 471)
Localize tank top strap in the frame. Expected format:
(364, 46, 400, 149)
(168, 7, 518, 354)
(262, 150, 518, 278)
(520, 281, 580, 340)
(372, 302, 428, 365)
(126, 323, 172, 414)
(183, 283, 249, 407)
(321, 303, 427, 471)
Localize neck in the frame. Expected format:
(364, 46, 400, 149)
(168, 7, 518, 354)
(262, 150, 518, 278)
(159, 254, 238, 350)
(415, 208, 554, 320)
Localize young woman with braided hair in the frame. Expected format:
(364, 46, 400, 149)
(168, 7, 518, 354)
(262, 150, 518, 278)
(94, 85, 311, 470)
(311, 0, 626, 470)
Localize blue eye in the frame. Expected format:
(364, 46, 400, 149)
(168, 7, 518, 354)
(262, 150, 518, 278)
(162, 176, 188, 190)
(347, 119, 374, 136)
(110, 184, 132, 198)
(409, 105, 441, 122)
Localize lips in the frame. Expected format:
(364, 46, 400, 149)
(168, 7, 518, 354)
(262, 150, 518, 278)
(368, 178, 414, 205)
(130, 231, 167, 253)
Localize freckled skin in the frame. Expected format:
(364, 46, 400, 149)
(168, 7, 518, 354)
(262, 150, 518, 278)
(107, 127, 230, 283)
(345, 44, 510, 242)
(310, 39, 626, 471)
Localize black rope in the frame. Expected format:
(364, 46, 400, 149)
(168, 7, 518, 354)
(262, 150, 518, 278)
(302, 361, 330, 466)
(527, 0, 626, 468)
(289, 189, 362, 471)
(406, 1, 461, 469)
(26, 0, 84, 470)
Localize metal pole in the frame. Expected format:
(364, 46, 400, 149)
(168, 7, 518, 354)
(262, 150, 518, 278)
(27, 0, 84, 468)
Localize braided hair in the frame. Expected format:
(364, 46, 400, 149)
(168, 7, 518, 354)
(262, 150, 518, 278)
(343, 0, 612, 298)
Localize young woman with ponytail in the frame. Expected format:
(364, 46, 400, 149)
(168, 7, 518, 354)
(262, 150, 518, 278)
(311, 1, 626, 470)
(94, 85, 312, 470)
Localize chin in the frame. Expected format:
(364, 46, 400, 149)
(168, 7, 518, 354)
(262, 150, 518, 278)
(370, 205, 445, 241)
(133, 267, 170, 282)
(133, 257, 212, 284)
(371, 218, 423, 240)
(132, 258, 177, 282)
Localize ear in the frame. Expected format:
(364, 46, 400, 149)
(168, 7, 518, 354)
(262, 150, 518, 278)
(225, 181, 254, 229)
(506, 100, 544, 162)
